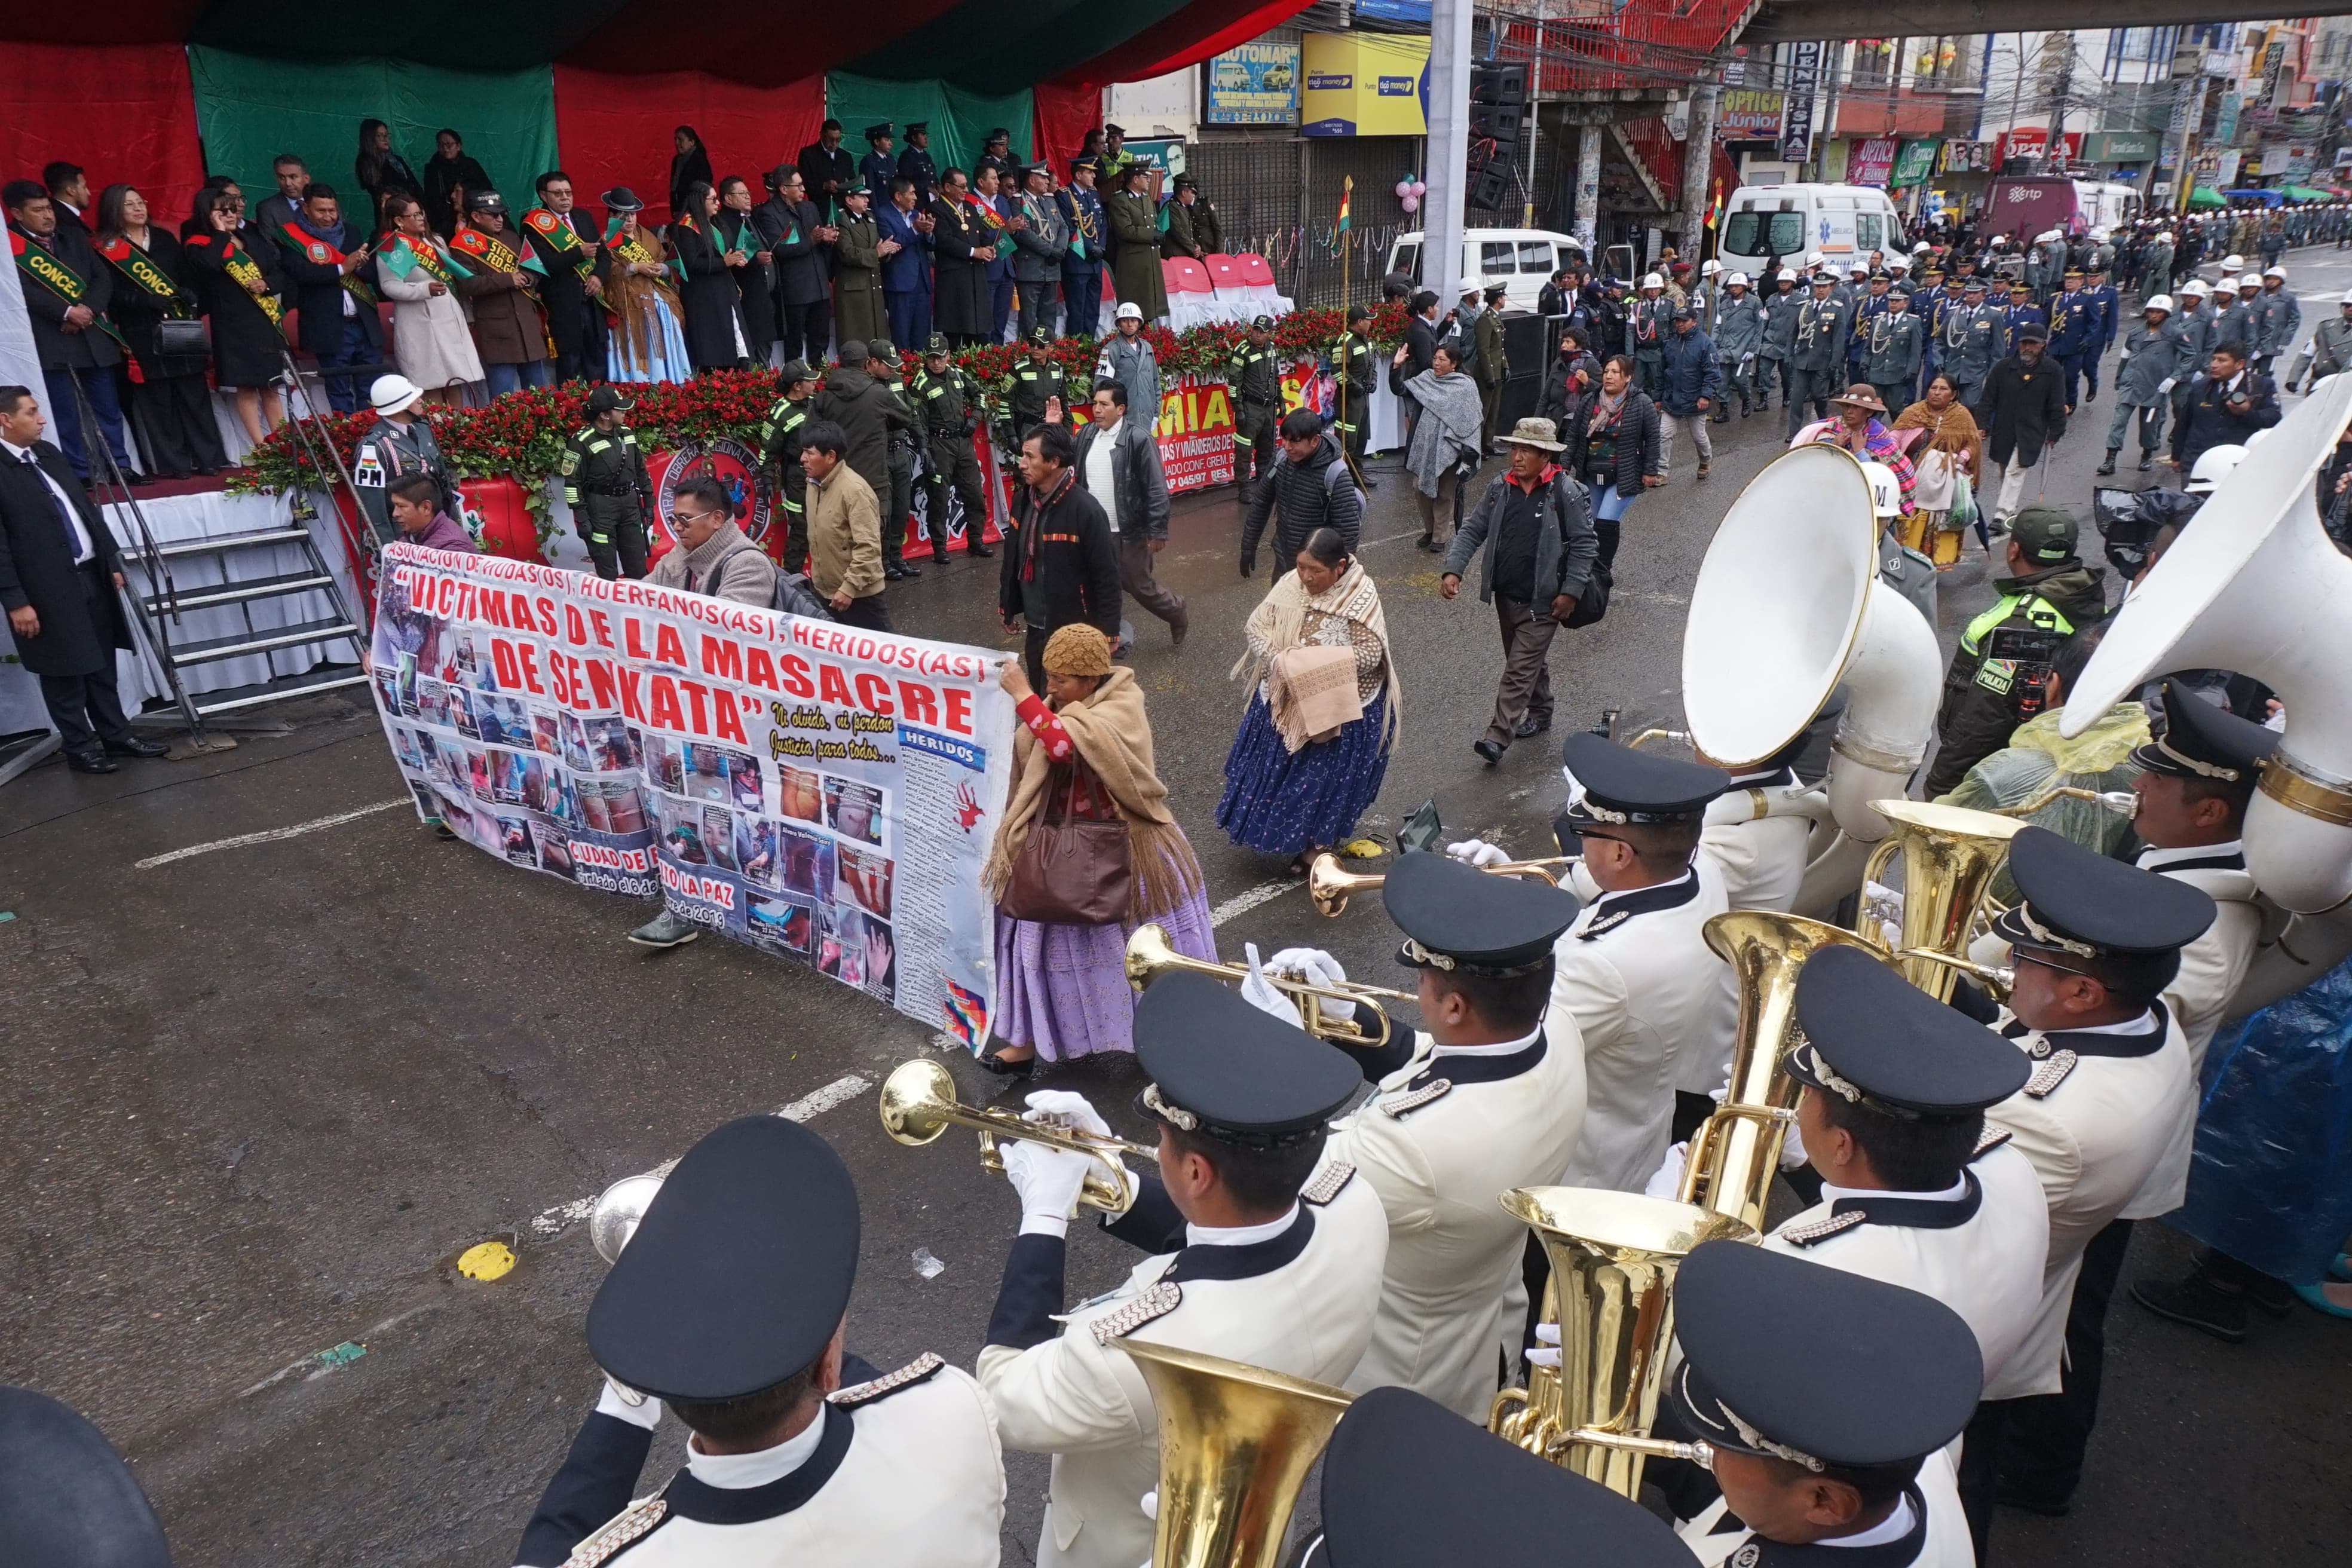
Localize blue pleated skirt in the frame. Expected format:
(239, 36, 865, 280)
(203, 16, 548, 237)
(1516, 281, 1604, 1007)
(1216, 689, 1392, 856)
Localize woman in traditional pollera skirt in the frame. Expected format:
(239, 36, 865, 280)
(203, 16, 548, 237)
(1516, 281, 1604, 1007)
(598, 187, 692, 384)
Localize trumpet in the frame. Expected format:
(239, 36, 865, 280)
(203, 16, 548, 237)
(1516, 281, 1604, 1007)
(1123, 922, 1414, 1047)
(1307, 851, 1575, 918)
(878, 1058, 1155, 1215)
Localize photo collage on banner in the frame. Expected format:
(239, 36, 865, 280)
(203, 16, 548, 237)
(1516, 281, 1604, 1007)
(369, 543, 1013, 1043)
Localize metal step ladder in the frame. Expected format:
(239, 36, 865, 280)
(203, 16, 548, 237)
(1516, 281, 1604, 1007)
(131, 523, 372, 727)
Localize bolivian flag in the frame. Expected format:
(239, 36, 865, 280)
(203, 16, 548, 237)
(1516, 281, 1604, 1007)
(1339, 174, 1352, 234)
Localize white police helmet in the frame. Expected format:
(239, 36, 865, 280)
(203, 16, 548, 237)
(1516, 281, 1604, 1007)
(1859, 461, 1904, 519)
(2143, 294, 2174, 315)
(2185, 444, 2246, 495)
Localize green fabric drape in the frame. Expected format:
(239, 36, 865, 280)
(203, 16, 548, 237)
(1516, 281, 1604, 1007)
(822, 73, 1034, 177)
(189, 47, 559, 221)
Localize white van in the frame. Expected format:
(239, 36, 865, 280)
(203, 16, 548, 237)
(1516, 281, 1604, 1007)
(1717, 184, 1909, 278)
(1386, 228, 1585, 311)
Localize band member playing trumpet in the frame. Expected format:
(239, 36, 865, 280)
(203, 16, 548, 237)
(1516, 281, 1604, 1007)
(1667, 1242, 1984, 1566)
(1546, 734, 1738, 1193)
(1963, 828, 2213, 1535)
(514, 1117, 1004, 1567)
(974, 973, 1388, 1568)
(1238, 852, 1588, 1422)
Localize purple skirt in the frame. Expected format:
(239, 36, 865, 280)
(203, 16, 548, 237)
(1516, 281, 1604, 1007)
(993, 876, 1219, 1063)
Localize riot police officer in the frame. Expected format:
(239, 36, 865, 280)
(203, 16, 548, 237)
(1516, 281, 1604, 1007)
(756, 359, 819, 573)
(913, 333, 992, 562)
(1227, 313, 1281, 507)
(1336, 303, 1377, 476)
(559, 387, 652, 580)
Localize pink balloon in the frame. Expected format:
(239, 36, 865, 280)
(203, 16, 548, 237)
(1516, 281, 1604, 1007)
(1410, 181, 1427, 197)
(1400, 194, 1420, 213)
(1394, 180, 1412, 198)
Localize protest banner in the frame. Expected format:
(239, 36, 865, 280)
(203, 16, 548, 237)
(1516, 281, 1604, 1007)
(368, 543, 1015, 1045)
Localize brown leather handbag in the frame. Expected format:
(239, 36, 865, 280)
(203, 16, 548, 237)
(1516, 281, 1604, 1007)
(1001, 765, 1132, 925)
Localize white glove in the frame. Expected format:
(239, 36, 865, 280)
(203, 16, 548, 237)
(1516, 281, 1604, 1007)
(1779, 1119, 1811, 1171)
(1003, 1137, 1093, 1237)
(1861, 878, 1904, 952)
(1644, 1141, 1689, 1200)
(2158, 377, 2177, 396)
(597, 1377, 664, 1431)
(1141, 1490, 1159, 1521)
(1240, 942, 1304, 1024)
(1447, 838, 1512, 869)
(1527, 1321, 1563, 1369)
(1267, 947, 1358, 1024)
(1024, 1089, 1111, 1142)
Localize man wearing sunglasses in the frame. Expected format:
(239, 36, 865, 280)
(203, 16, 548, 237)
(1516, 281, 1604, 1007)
(1961, 826, 2214, 1535)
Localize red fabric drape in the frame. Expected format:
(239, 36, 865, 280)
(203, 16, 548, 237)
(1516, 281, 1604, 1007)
(1031, 82, 1101, 183)
(550, 68, 826, 226)
(2, 43, 207, 229)
(1054, 0, 1315, 89)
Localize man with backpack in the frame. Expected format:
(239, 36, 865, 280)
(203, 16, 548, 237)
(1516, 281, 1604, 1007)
(1440, 417, 1601, 764)
(1240, 408, 1363, 577)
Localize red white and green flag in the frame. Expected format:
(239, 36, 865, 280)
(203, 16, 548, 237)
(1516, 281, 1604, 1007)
(1338, 174, 1352, 234)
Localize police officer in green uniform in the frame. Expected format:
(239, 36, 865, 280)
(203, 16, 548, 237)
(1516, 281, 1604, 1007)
(868, 337, 923, 578)
(915, 333, 994, 562)
(1228, 313, 1281, 507)
(560, 387, 653, 580)
(1336, 303, 1376, 486)
(1008, 327, 1064, 442)
(755, 359, 819, 574)
(1922, 506, 2109, 797)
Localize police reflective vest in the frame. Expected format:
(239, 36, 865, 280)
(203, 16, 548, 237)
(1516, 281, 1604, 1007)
(1227, 344, 1278, 407)
(757, 396, 811, 520)
(1959, 591, 2077, 696)
(914, 366, 981, 442)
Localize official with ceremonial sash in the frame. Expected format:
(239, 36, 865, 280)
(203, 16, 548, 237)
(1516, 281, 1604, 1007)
(375, 194, 483, 403)
(91, 183, 227, 479)
(601, 188, 691, 383)
(523, 171, 610, 384)
(271, 182, 381, 415)
(451, 191, 552, 396)
(5, 180, 133, 481)
(181, 184, 289, 445)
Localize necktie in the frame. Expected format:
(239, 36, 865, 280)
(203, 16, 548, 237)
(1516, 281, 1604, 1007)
(23, 453, 81, 561)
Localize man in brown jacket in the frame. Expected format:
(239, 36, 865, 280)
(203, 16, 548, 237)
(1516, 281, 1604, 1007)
(799, 419, 889, 630)
(453, 191, 552, 394)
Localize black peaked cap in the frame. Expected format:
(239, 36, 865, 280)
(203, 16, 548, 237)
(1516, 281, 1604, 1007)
(1384, 848, 1578, 976)
(587, 1116, 859, 1402)
(1561, 732, 1730, 826)
(1990, 826, 2215, 957)
(1135, 972, 1361, 1142)
(2133, 680, 2279, 784)
(1788, 945, 2030, 1115)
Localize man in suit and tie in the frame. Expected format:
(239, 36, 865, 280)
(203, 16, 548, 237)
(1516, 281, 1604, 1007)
(524, 171, 610, 384)
(876, 178, 934, 355)
(0, 387, 167, 773)
(6, 181, 134, 483)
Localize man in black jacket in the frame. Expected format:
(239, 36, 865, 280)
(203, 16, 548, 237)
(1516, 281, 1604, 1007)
(1390, 289, 1445, 442)
(811, 341, 914, 516)
(524, 171, 609, 384)
(272, 183, 382, 414)
(0, 387, 167, 773)
(797, 120, 858, 220)
(1000, 422, 1121, 689)
(5, 181, 134, 482)
(1976, 323, 2068, 526)
(1440, 416, 1598, 762)
(1241, 409, 1362, 580)
(2169, 341, 2282, 475)
(1075, 382, 1185, 644)
(758, 167, 832, 368)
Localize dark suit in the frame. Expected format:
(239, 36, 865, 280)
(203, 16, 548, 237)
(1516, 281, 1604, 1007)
(272, 217, 383, 414)
(9, 221, 133, 479)
(0, 438, 136, 757)
(757, 197, 830, 364)
(523, 207, 610, 382)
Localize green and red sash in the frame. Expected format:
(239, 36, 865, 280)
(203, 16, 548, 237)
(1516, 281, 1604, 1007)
(191, 232, 285, 327)
(96, 236, 191, 316)
(964, 192, 1005, 232)
(523, 207, 597, 281)
(381, 233, 461, 288)
(9, 227, 130, 347)
(278, 221, 381, 308)
(450, 223, 544, 286)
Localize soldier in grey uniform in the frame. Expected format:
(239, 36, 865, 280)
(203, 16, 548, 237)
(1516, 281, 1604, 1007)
(513, 1116, 1005, 1568)
(1710, 271, 1768, 419)
(2286, 286, 2352, 391)
(1864, 286, 1925, 414)
(2100, 295, 2192, 475)
(1787, 272, 1849, 437)
(2174, 278, 2218, 425)
(1940, 278, 2003, 413)
(2252, 265, 2300, 379)
(2215, 273, 2260, 356)
(1759, 267, 1802, 411)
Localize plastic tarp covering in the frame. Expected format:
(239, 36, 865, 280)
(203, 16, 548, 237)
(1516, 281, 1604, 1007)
(552, 68, 826, 226)
(2177, 956, 2352, 1285)
(1934, 701, 2150, 907)
(820, 74, 1033, 180)
(187, 47, 559, 214)
(1, 42, 209, 230)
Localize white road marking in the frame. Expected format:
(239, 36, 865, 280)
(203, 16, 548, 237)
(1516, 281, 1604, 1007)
(1210, 880, 1300, 926)
(137, 798, 408, 869)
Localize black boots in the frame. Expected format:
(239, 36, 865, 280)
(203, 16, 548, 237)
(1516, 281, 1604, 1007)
(2096, 451, 2118, 476)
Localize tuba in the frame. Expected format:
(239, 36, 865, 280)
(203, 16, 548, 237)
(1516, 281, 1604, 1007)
(1683, 910, 1888, 1232)
(2062, 372, 2352, 913)
(878, 1058, 1154, 1214)
(1115, 1339, 1353, 1568)
(1680, 444, 1943, 917)
(1488, 1189, 1753, 1497)
(1858, 799, 2023, 1002)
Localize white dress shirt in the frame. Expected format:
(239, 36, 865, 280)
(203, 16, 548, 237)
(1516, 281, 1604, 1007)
(2, 437, 94, 564)
(1085, 418, 1123, 534)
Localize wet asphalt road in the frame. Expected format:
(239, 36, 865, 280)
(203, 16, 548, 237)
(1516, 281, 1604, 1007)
(4, 251, 2350, 1567)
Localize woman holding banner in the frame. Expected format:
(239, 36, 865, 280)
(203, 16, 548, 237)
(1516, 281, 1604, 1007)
(982, 624, 1217, 1072)
(1216, 527, 1398, 872)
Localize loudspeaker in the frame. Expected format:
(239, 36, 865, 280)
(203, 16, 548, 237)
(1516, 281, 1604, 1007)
(1468, 160, 1513, 211)
(1472, 62, 1529, 104)
(1471, 102, 1527, 152)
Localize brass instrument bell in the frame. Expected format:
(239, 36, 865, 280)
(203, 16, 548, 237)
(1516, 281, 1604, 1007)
(1859, 799, 2025, 1002)
(878, 1058, 1151, 1215)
